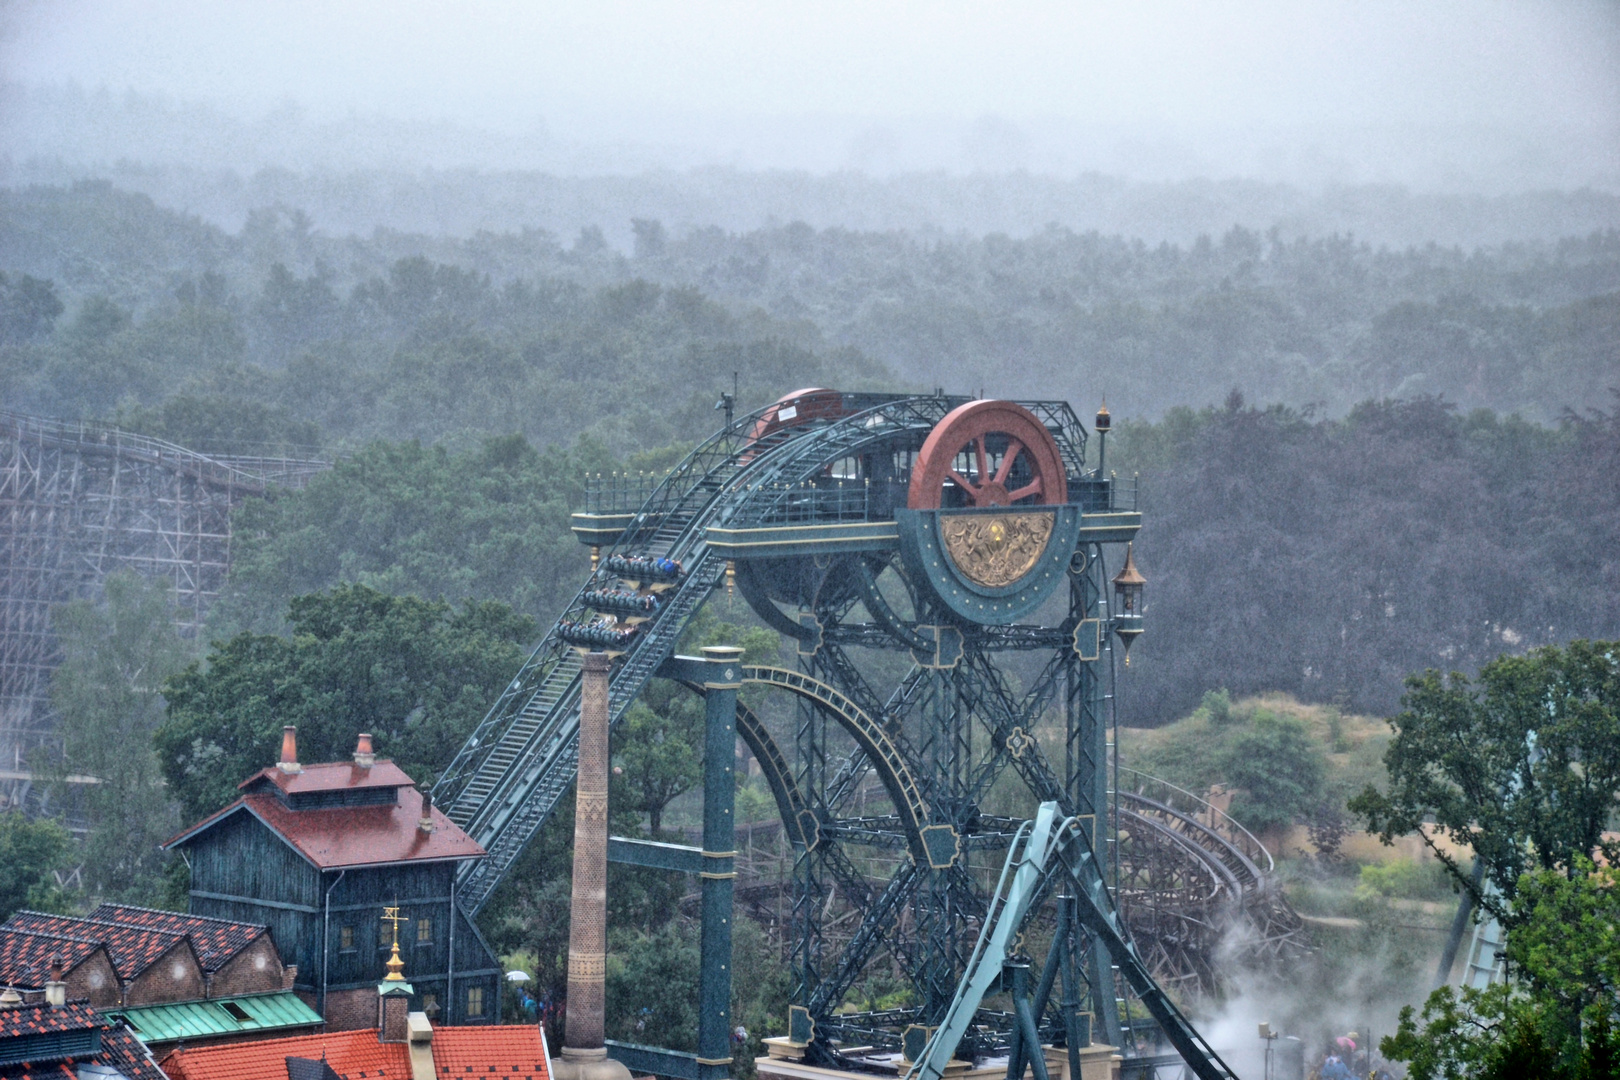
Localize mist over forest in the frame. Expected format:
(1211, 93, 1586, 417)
(2, 2, 1619, 1071)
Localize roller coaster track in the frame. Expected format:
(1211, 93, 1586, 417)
(434, 394, 967, 915)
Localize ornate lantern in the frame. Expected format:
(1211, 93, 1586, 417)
(1112, 542, 1145, 663)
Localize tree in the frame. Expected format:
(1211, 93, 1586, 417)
(1381, 861, 1620, 1079)
(113, 393, 322, 457)
(605, 923, 700, 1051)
(156, 584, 534, 820)
(1349, 640, 1620, 921)
(1508, 858, 1620, 1027)
(0, 271, 64, 345)
(1217, 712, 1325, 833)
(0, 812, 74, 920)
(215, 435, 602, 633)
(612, 609, 778, 835)
(47, 571, 193, 901)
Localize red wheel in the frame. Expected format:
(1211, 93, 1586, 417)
(907, 400, 1067, 510)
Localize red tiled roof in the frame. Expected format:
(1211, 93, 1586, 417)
(239, 760, 416, 795)
(87, 905, 268, 974)
(430, 1026, 549, 1080)
(4, 914, 194, 982)
(0, 928, 107, 989)
(156, 1025, 551, 1080)
(167, 787, 484, 870)
(0, 1002, 166, 1080)
(159, 1028, 407, 1080)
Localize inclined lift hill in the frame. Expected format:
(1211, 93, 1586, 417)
(430, 391, 1240, 1080)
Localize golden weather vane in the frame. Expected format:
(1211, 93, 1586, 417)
(381, 904, 410, 982)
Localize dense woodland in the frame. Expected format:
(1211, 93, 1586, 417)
(2, 180, 1615, 721)
(2, 175, 1617, 1067)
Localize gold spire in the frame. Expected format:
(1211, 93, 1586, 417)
(381, 905, 409, 982)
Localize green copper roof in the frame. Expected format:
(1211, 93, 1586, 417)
(103, 991, 323, 1044)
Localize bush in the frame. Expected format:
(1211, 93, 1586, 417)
(1199, 687, 1233, 725)
(1219, 712, 1326, 832)
(1354, 859, 1454, 902)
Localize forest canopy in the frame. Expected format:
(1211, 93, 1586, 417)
(1, 182, 1616, 444)
(2, 178, 1616, 725)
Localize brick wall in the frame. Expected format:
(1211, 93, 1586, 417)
(206, 935, 285, 999)
(124, 942, 206, 1006)
(324, 987, 381, 1032)
(67, 951, 122, 1008)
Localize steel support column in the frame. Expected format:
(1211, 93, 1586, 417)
(697, 646, 743, 1072)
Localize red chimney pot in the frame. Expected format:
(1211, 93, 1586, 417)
(278, 725, 303, 774)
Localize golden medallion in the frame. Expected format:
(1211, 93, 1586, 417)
(941, 510, 1054, 588)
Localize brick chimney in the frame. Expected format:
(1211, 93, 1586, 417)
(278, 726, 303, 774)
(282, 964, 298, 992)
(354, 733, 375, 769)
(418, 790, 435, 834)
(44, 955, 66, 1007)
(378, 985, 411, 1043)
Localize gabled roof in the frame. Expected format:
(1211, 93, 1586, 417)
(165, 787, 484, 870)
(156, 1024, 550, 1080)
(106, 991, 322, 1045)
(0, 928, 109, 989)
(86, 906, 268, 975)
(4, 914, 195, 983)
(239, 760, 415, 796)
(429, 1027, 549, 1079)
(0, 1002, 165, 1080)
(159, 1028, 405, 1080)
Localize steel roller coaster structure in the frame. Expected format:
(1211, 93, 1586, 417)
(426, 390, 1302, 1078)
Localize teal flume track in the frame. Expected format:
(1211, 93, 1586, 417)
(431, 392, 1274, 1077)
(906, 803, 1239, 1080)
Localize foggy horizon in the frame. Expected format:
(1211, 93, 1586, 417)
(4, 0, 1618, 202)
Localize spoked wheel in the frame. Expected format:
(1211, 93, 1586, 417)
(907, 399, 1068, 509)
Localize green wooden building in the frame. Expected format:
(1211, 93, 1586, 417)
(164, 729, 503, 1028)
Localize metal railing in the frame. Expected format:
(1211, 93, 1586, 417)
(743, 479, 873, 524)
(581, 472, 667, 515)
(1108, 473, 1140, 512)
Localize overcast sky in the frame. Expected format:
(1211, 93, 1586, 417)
(3, 0, 1617, 186)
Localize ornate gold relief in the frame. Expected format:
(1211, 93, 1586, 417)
(940, 510, 1055, 588)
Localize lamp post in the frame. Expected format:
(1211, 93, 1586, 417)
(1094, 401, 1110, 477)
(1111, 542, 1145, 665)
(1258, 1022, 1278, 1080)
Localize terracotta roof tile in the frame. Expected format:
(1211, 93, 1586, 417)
(0, 1002, 165, 1080)
(159, 1029, 407, 1080)
(87, 905, 268, 974)
(239, 760, 416, 795)
(167, 788, 484, 870)
(430, 1027, 549, 1080)
(156, 1025, 551, 1080)
(0, 928, 107, 989)
(4, 914, 193, 982)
